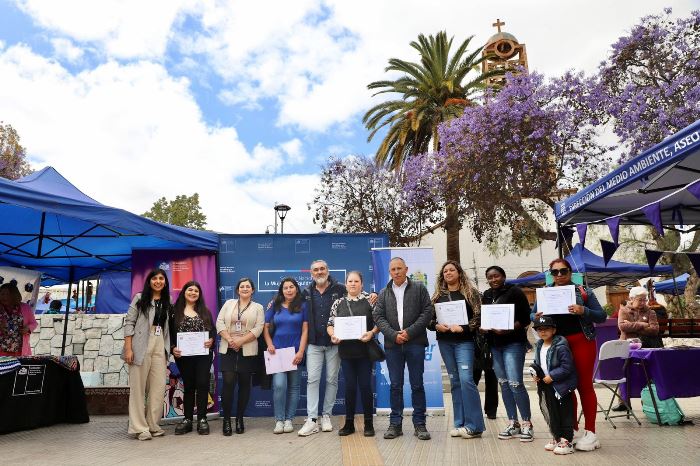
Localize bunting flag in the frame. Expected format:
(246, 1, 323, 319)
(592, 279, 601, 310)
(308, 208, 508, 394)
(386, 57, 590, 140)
(576, 224, 588, 248)
(644, 249, 664, 273)
(642, 202, 664, 237)
(687, 180, 700, 201)
(600, 239, 619, 266)
(606, 216, 621, 246)
(556, 226, 574, 250)
(687, 252, 700, 274)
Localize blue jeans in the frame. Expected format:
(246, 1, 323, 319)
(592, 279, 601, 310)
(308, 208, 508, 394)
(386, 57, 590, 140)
(272, 368, 301, 421)
(491, 342, 531, 422)
(385, 344, 426, 426)
(438, 340, 485, 432)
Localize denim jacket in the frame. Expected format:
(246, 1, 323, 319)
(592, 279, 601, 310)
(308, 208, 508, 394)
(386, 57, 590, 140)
(531, 285, 607, 341)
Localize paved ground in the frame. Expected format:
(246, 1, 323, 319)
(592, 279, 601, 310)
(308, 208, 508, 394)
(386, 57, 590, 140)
(2, 388, 699, 465)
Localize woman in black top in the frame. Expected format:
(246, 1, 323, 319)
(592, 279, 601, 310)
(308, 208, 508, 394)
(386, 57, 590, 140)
(482, 266, 534, 442)
(328, 271, 379, 437)
(170, 281, 215, 435)
(428, 260, 485, 438)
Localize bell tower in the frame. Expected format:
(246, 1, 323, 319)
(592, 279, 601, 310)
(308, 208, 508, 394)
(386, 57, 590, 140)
(482, 18, 528, 86)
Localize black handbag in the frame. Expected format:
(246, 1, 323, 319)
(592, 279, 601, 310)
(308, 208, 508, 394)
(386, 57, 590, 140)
(367, 338, 386, 362)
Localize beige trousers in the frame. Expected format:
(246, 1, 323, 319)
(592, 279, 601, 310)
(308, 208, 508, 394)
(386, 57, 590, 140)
(127, 330, 167, 434)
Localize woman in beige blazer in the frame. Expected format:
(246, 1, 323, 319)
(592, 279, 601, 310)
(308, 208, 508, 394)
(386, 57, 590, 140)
(216, 277, 264, 435)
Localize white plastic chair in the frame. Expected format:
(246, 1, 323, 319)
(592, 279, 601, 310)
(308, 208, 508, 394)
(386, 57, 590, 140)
(589, 339, 641, 428)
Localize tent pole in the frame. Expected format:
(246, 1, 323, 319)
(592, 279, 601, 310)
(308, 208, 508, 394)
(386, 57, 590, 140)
(81, 279, 86, 311)
(557, 222, 563, 259)
(61, 267, 74, 355)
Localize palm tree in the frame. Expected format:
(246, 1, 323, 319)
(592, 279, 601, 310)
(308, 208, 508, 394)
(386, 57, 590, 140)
(363, 31, 501, 262)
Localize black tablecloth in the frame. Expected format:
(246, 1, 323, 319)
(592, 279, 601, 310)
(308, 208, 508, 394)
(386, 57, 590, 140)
(0, 356, 89, 434)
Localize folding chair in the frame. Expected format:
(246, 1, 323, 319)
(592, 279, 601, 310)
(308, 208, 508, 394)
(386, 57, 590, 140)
(589, 340, 641, 428)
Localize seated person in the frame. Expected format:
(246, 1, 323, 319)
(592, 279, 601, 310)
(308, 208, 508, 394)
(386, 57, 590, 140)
(618, 287, 660, 343)
(45, 300, 63, 314)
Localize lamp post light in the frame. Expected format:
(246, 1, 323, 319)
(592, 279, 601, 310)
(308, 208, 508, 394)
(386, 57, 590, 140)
(274, 203, 291, 234)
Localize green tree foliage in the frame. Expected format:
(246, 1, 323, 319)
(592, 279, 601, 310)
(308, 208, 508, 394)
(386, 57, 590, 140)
(0, 122, 32, 180)
(142, 193, 207, 230)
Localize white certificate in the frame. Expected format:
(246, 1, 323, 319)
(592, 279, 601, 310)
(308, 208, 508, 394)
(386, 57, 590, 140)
(334, 316, 367, 340)
(264, 347, 297, 374)
(176, 331, 209, 356)
(481, 304, 515, 330)
(536, 285, 576, 315)
(435, 300, 468, 326)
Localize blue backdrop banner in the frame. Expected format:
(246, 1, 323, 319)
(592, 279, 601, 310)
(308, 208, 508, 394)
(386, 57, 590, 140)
(371, 247, 444, 413)
(217, 233, 388, 417)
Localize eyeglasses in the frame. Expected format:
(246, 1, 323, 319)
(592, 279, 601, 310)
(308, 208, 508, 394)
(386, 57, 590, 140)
(550, 268, 570, 276)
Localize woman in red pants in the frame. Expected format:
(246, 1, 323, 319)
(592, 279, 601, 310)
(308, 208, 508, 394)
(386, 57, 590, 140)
(531, 258, 607, 451)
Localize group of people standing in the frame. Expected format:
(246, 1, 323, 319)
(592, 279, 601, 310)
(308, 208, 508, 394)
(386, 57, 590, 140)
(120, 255, 608, 456)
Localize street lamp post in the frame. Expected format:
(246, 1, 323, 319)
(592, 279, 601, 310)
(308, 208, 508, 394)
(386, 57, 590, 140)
(274, 203, 291, 234)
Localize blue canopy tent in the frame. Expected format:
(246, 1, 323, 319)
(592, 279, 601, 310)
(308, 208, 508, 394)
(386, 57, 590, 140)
(0, 167, 218, 352)
(655, 273, 691, 295)
(507, 244, 672, 288)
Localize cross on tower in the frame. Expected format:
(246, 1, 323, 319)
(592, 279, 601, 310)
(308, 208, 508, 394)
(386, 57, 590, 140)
(492, 18, 505, 33)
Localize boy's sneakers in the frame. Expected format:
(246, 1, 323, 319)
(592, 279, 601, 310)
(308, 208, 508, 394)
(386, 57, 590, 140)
(575, 430, 601, 451)
(497, 421, 520, 440)
(544, 438, 558, 451)
(554, 439, 575, 455)
(519, 422, 534, 442)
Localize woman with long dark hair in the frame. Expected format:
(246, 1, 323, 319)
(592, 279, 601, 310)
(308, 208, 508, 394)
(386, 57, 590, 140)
(428, 260, 485, 439)
(216, 277, 264, 435)
(170, 281, 215, 435)
(122, 269, 172, 440)
(532, 258, 607, 451)
(264, 277, 308, 434)
(482, 265, 533, 442)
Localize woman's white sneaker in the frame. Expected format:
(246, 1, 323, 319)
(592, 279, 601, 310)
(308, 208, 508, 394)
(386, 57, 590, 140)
(273, 421, 284, 434)
(575, 430, 600, 451)
(449, 428, 462, 437)
(283, 419, 294, 433)
(572, 428, 584, 445)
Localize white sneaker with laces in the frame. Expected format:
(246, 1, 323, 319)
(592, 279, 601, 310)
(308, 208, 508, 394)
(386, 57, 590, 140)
(572, 428, 584, 445)
(449, 428, 461, 437)
(273, 421, 284, 434)
(544, 438, 557, 451)
(321, 414, 333, 432)
(575, 430, 600, 451)
(298, 418, 320, 436)
(554, 439, 575, 455)
(283, 419, 294, 433)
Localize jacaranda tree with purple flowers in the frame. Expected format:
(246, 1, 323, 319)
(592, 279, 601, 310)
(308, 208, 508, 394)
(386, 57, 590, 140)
(416, 71, 611, 249)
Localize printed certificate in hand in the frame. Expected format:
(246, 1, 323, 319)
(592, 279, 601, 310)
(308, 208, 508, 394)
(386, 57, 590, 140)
(176, 331, 209, 356)
(480, 304, 515, 330)
(334, 316, 367, 340)
(435, 300, 468, 326)
(264, 347, 297, 374)
(536, 285, 576, 315)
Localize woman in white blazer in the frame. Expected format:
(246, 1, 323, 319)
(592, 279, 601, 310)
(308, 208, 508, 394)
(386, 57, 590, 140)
(216, 277, 264, 435)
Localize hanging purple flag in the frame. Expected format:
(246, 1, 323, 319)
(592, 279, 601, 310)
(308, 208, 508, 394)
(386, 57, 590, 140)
(576, 224, 588, 248)
(605, 217, 621, 246)
(644, 249, 664, 273)
(687, 253, 700, 275)
(600, 240, 619, 266)
(642, 202, 664, 237)
(687, 180, 700, 201)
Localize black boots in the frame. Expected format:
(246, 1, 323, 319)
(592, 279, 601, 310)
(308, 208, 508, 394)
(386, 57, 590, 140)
(364, 417, 375, 437)
(222, 418, 232, 436)
(174, 418, 192, 435)
(197, 418, 210, 435)
(235, 416, 245, 434)
(338, 419, 355, 436)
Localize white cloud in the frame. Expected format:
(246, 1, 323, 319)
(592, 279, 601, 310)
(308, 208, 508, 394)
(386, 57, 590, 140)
(280, 138, 303, 164)
(50, 37, 84, 62)
(0, 43, 319, 233)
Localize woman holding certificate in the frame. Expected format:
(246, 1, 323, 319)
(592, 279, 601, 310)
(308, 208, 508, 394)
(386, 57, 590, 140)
(216, 277, 265, 435)
(327, 271, 379, 437)
(121, 269, 172, 441)
(481, 266, 534, 442)
(264, 278, 308, 434)
(428, 260, 485, 439)
(531, 258, 606, 452)
(170, 281, 215, 435)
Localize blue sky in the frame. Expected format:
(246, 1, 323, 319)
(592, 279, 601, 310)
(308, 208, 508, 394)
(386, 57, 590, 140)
(1, 0, 697, 234)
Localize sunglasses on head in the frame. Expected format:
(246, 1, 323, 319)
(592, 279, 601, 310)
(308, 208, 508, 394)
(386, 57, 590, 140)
(550, 267, 570, 276)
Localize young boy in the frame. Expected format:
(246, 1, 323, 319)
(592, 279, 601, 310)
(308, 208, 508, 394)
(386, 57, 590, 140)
(530, 316, 578, 455)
